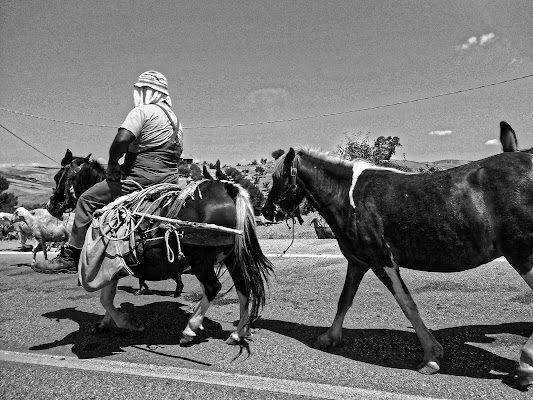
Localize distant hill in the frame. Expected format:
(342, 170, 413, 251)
(0, 165, 58, 207)
(389, 159, 470, 171)
(0, 157, 471, 208)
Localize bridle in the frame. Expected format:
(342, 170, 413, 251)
(271, 156, 303, 221)
(53, 160, 87, 213)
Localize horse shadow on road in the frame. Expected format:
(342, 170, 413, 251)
(254, 318, 532, 385)
(29, 301, 230, 365)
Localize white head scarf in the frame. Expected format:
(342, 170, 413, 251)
(133, 86, 172, 107)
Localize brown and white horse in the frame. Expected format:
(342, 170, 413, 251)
(262, 145, 533, 389)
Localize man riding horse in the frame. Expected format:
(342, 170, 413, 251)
(34, 70, 183, 273)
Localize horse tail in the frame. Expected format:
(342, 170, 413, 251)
(230, 182, 274, 318)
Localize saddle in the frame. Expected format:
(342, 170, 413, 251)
(79, 180, 234, 291)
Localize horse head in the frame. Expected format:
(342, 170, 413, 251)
(48, 149, 105, 218)
(262, 148, 305, 222)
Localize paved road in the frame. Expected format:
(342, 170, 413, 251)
(0, 240, 531, 399)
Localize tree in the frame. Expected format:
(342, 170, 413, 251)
(336, 132, 402, 165)
(374, 136, 402, 161)
(0, 175, 18, 212)
(271, 149, 285, 160)
(190, 163, 203, 181)
(222, 168, 265, 215)
(177, 160, 191, 177)
(224, 166, 243, 182)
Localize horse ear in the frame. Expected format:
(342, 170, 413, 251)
(84, 154, 92, 161)
(61, 149, 73, 166)
(215, 160, 229, 180)
(500, 121, 518, 152)
(284, 148, 295, 170)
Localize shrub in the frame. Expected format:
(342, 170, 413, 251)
(272, 149, 285, 160)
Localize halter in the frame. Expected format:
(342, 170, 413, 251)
(272, 156, 302, 220)
(53, 160, 86, 213)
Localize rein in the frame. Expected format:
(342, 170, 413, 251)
(55, 160, 87, 212)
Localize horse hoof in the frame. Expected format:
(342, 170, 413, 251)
(180, 334, 195, 345)
(313, 334, 339, 350)
(226, 332, 241, 345)
(417, 361, 440, 375)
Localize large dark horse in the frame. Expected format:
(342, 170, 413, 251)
(262, 144, 533, 389)
(49, 149, 184, 297)
(48, 150, 273, 345)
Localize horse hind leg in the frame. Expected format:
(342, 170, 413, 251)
(503, 252, 533, 390)
(225, 253, 252, 344)
(180, 260, 221, 345)
(95, 280, 144, 333)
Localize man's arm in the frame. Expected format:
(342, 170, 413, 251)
(106, 128, 135, 181)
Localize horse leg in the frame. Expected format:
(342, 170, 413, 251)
(373, 258, 443, 375)
(504, 253, 533, 390)
(180, 264, 221, 345)
(172, 274, 184, 298)
(225, 254, 252, 344)
(315, 260, 369, 349)
(94, 280, 145, 333)
(32, 242, 44, 264)
(41, 240, 48, 260)
(134, 279, 149, 295)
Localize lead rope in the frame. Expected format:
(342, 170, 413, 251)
(281, 216, 296, 255)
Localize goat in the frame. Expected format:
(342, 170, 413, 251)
(12, 207, 70, 263)
(309, 216, 336, 239)
(0, 212, 33, 249)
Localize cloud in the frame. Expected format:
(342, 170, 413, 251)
(428, 130, 452, 136)
(479, 33, 495, 45)
(485, 139, 500, 146)
(456, 33, 495, 50)
(246, 88, 289, 112)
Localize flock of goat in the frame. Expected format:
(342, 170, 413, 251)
(0, 208, 73, 262)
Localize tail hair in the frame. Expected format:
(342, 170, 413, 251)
(230, 182, 273, 317)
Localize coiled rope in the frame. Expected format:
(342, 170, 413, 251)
(93, 182, 186, 262)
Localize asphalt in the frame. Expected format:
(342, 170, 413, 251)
(0, 239, 531, 399)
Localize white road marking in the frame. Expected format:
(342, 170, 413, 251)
(0, 350, 447, 400)
(0, 250, 508, 262)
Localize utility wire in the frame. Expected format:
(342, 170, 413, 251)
(1, 73, 532, 163)
(0, 122, 59, 164)
(0, 73, 532, 130)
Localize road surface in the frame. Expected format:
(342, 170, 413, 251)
(0, 239, 531, 399)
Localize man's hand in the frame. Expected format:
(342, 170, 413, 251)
(106, 163, 123, 182)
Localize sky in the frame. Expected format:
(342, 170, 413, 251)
(0, 0, 532, 167)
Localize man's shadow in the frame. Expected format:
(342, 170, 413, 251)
(30, 301, 230, 365)
(253, 318, 532, 388)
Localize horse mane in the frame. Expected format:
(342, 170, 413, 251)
(274, 146, 408, 180)
(77, 158, 106, 186)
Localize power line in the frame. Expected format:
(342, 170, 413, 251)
(0, 73, 531, 164)
(190, 73, 533, 129)
(0, 73, 532, 130)
(0, 122, 59, 164)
